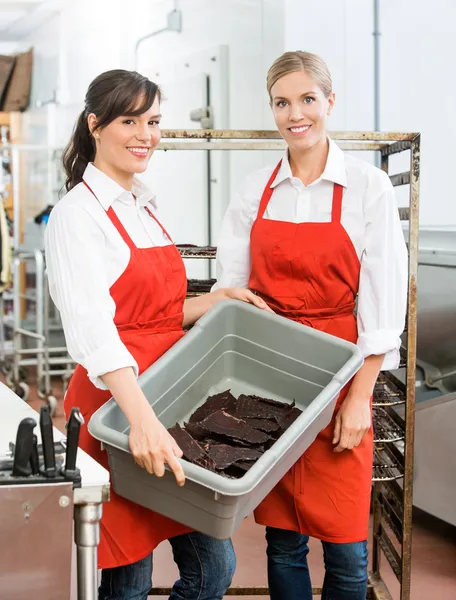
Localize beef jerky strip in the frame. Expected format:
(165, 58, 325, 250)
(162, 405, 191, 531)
(183, 421, 207, 441)
(188, 390, 237, 423)
(206, 444, 263, 471)
(203, 435, 264, 449)
(233, 459, 257, 472)
(275, 406, 303, 431)
(236, 394, 289, 421)
(168, 424, 215, 470)
(199, 410, 271, 445)
(249, 394, 295, 411)
(243, 417, 280, 434)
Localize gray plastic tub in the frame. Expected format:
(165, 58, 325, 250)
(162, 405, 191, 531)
(89, 300, 363, 539)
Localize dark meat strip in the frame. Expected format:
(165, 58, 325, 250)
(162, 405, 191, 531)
(168, 424, 215, 470)
(236, 394, 290, 421)
(183, 421, 207, 440)
(188, 390, 237, 423)
(244, 418, 280, 434)
(206, 444, 263, 470)
(233, 459, 256, 472)
(203, 434, 265, 449)
(276, 407, 303, 431)
(249, 394, 295, 411)
(199, 410, 271, 445)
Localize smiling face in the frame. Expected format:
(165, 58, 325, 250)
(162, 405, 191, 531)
(88, 94, 161, 187)
(270, 70, 335, 153)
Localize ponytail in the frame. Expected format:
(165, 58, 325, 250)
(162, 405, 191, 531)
(62, 110, 95, 192)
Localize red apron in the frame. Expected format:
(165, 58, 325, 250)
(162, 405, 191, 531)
(249, 162, 373, 544)
(64, 182, 191, 569)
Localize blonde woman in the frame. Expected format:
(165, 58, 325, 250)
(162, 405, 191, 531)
(214, 51, 408, 599)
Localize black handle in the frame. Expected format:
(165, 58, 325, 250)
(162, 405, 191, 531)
(61, 407, 84, 482)
(12, 418, 36, 477)
(30, 434, 39, 475)
(40, 405, 56, 477)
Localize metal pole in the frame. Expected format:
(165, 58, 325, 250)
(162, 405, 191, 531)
(373, 0, 381, 132)
(74, 503, 103, 600)
(34, 249, 45, 394)
(373, 0, 381, 167)
(11, 147, 20, 251)
(400, 135, 421, 600)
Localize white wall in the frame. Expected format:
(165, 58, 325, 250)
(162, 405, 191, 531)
(284, 0, 374, 132)
(18, 0, 284, 142)
(381, 0, 456, 226)
(17, 0, 455, 227)
(13, 0, 285, 246)
(284, 0, 456, 226)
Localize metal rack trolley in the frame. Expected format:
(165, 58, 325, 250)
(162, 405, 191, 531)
(1, 146, 75, 413)
(149, 129, 420, 600)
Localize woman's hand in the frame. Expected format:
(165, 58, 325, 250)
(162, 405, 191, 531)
(217, 287, 274, 312)
(332, 354, 384, 452)
(129, 412, 185, 486)
(332, 393, 371, 453)
(183, 286, 273, 327)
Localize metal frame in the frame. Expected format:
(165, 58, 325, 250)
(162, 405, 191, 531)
(147, 129, 420, 600)
(1, 145, 75, 413)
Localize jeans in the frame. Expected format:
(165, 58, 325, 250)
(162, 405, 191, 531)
(266, 527, 368, 600)
(98, 532, 235, 600)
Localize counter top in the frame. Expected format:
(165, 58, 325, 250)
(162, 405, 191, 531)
(0, 382, 110, 504)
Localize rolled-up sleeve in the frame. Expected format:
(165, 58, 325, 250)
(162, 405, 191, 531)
(45, 204, 138, 389)
(357, 173, 408, 370)
(213, 187, 256, 290)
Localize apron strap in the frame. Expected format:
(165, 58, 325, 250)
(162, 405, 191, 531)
(331, 183, 344, 223)
(144, 206, 174, 243)
(257, 160, 282, 219)
(83, 181, 137, 251)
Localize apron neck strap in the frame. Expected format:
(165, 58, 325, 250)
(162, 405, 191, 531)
(331, 183, 344, 223)
(257, 160, 282, 219)
(83, 180, 137, 251)
(144, 206, 174, 243)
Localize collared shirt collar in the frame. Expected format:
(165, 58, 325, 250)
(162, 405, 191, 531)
(271, 137, 348, 188)
(82, 162, 157, 210)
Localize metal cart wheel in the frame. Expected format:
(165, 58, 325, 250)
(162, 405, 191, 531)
(15, 381, 30, 402)
(46, 395, 57, 416)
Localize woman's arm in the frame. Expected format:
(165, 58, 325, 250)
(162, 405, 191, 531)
(45, 204, 139, 389)
(333, 172, 408, 452)
(332, 354, 384, 452)
(101, 368, 184, 484)
(45, 204, 184, 483)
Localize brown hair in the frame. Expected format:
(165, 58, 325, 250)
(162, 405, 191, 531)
(266, 51, 332, 99)
(62, 69, 161, 192)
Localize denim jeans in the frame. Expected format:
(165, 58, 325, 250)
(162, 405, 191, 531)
(98, 532, 235, 600)
(266, 527, 368, 600)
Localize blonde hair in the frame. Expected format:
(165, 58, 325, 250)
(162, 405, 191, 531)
(267, 51, 332, 99)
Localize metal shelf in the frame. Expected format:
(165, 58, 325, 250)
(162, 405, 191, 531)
(168, 130, 419, 600)
(378, 490, 403, 542)
(186, 279, 216, 296)
(373, 377, 405, 407)
(373, 446, 403, 482)
(178, 246, 217, 259)
(373, 407, 404, 443)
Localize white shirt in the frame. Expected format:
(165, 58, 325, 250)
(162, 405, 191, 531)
(214, 139, 408, 371)
(45, 163, 172, 390)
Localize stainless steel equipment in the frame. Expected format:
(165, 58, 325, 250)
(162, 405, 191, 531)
(395, 227, 456, 527)
(405, 228, 456, 397)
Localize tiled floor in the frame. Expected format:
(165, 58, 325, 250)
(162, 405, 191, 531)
(148, 512, 456, 600)
(3, 375, 456, 599)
